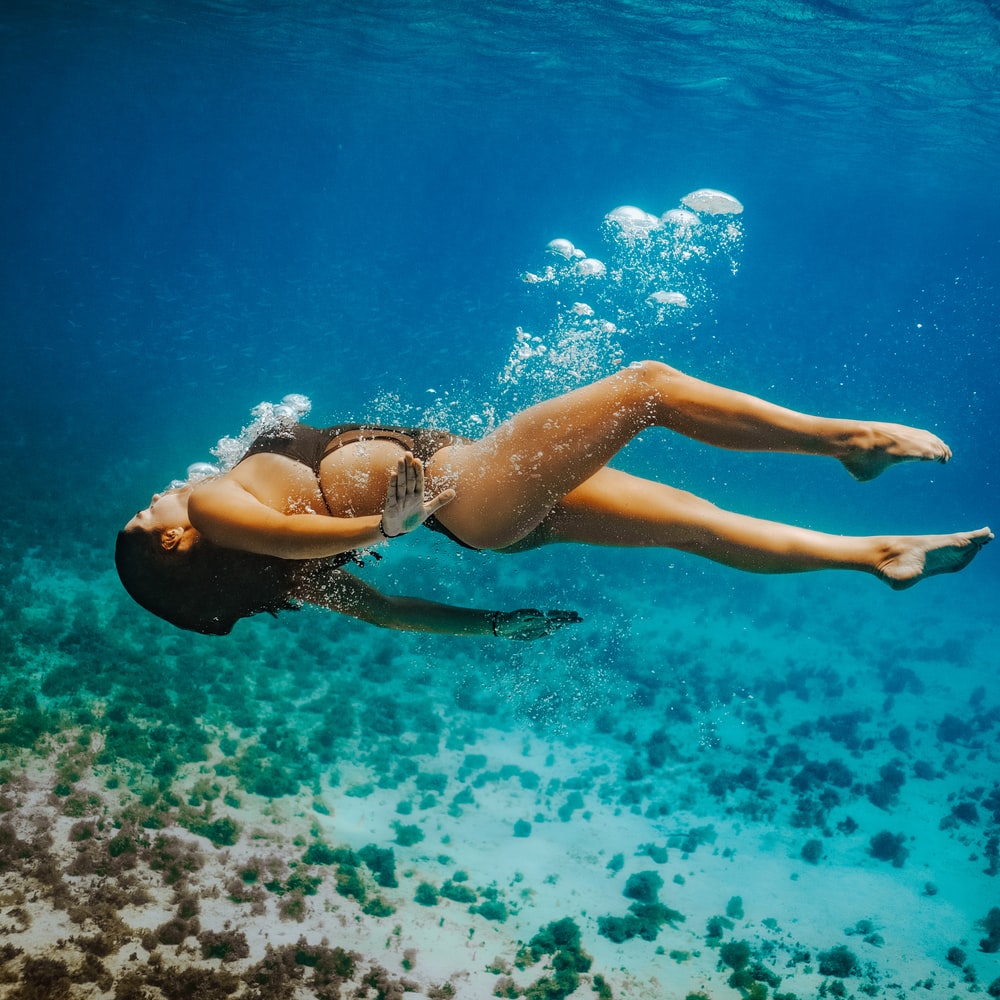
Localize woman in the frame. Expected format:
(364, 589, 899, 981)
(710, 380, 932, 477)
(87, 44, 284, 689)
(116, 361, 991, 637)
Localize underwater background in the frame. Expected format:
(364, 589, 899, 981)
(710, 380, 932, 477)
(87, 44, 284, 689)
(0, 1, 998, 997)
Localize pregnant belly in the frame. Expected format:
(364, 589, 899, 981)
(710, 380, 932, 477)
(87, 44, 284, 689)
(318, 439, 407, 517)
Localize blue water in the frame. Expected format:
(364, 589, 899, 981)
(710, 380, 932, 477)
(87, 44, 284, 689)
(1, 1, 998, 996)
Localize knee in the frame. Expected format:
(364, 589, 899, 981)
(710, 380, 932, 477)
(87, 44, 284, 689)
(628, 359, 685, 383)
(623, 360, 689, 405)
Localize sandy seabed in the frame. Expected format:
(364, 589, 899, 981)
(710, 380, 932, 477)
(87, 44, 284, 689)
(1, 540, 998, 1000)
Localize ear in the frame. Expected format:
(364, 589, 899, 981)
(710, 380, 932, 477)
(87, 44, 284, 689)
(160, 527, 186, 551)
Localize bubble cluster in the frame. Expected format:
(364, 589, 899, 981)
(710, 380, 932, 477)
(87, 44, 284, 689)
(359, 189, 744, 435)
(210, 393, 313, 470)
(490, 632, 615, 737)
(503, 188, 744, 402)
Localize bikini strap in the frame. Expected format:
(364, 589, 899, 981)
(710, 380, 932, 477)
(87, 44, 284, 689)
(320, 426, 417, 459)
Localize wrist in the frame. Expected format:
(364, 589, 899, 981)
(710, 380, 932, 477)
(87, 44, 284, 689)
(378, 517, 402, 540)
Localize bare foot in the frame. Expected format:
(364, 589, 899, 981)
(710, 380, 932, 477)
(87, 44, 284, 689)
(875, 527, 993, 590)
(841, 422, 952, 482)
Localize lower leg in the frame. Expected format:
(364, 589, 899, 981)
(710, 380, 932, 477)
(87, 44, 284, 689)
(541, 467, 992, 588)
(641, 365, 951, 480)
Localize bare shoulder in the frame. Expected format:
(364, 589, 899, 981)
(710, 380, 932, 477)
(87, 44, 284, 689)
(188, 475, 254, 513)
(187, 478, 287, 547)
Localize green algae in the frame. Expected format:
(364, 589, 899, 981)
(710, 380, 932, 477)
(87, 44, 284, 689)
(513, 917, 593, 1000)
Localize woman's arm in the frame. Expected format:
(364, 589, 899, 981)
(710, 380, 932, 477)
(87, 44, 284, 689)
(188, 453, 455, 560)
(189, 482, 385, 558)
(295, 570, 582, 640)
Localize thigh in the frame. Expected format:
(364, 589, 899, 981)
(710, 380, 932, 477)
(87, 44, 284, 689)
(422, 366, 658, 549)
(542, 466, 721, 547)
(424, 441, 567, 549)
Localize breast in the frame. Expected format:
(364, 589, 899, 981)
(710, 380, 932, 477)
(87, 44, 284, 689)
(229, 453, 330, 515)
(318, 439, 408, 517)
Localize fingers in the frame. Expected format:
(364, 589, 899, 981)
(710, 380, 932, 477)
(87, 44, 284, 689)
(392, 454, 456, 512)
(390, 453, 423, 505)
(410, 452, 424, 499)
(426, 488, 457, 515)
(383, 453, 455, 537)
(395, 453, 420, 502)
(548, 610, 583, 625)
(502, 608, 583, 640)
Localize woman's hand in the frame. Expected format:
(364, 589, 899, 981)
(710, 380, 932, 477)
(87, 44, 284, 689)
(380, 452, 456, 538)
(493, 608, 583, 640)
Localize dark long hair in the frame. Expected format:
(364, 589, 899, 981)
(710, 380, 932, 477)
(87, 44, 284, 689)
(114, 530, 336, 635)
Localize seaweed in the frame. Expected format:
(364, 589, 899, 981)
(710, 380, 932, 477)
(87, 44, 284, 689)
(440, 879, 477, 904)
(800, 838, 824, 864)
(476, 899, 507, 922)
(816, 710, 871, 751)
(645, 727, 675, 768)
(0, 706, 54, 749)
(868, 830, 908, 867)
(599, 903, 685, 943)
(817, 944, 860, 977)
(229, 743, 300, 798)
(598, 871, 684, 943)
(516, 917, 592, 1000)
(144, 961, 240, 999)
(640, 842, 668, 864)
(415, 772, 448, 794)
(11, 957, 73, 998)
(449, 785, 476, 817)
(937, 714, 974, 744)
(393, 822, 424, 847)
(181, 813, 240, 847)
(623, 870, 663, 904)
(197, 929, 251, 962)
(949, 800, 980, 824)
(146, 833, 205, 884)
(719, 939, 752, 970)
(946, 946, 967, 966)
(866, 759, 906, 810)
(358, 844, 398, 888)
(985, 833, 1000, 876)
(302, 842, 355, 866)
(557, 791, 584, 822)
(265, 868, 322, 898)
(415, 882, 439, 906)
(980, 906, 1000, 953)
(666, 825, 716, 854)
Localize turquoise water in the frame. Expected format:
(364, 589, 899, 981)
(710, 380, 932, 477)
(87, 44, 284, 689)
(1, 2, 998, 997)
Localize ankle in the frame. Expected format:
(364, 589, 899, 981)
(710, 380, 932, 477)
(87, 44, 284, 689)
(830, 421, 875, 459)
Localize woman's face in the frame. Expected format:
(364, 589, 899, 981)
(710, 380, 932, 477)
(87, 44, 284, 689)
(124, 486, 192, 534)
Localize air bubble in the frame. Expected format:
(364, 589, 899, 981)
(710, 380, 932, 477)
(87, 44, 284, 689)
(680, 188, 744, 215)
(576, 258, 606, 278)
(546, 238, 576, 259)
(605, 205, 661, 238)
(186, 462, 219, 480)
